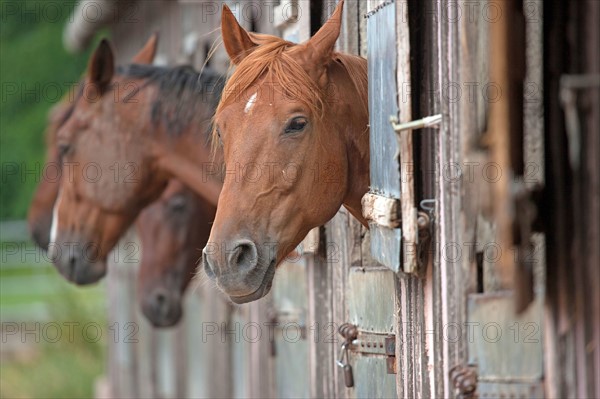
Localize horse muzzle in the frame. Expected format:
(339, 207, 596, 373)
(49, 239, 107, 285)
(141, 287, 183, 327)
(202, 239, 276, 304)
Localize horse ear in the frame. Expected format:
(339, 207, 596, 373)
(221, 4, 257, 65)
(88, 39, 115, 93)
(305, 0, 344, 67)
(132, 33, 159, 64)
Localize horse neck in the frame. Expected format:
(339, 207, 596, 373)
(151, 123, 222, 207)
(329, 59, 370, 226)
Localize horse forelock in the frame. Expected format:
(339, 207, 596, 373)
(212, 36, 368, 151)
(213, 37, 323, 144)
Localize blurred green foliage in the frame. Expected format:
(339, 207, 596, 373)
(0, 288, 107, 399)
(0, 238, 107, 398)
(0, 0, 96, 220)
(1, 2, 109, 396)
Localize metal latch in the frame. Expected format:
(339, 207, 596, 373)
(336, 323, 358, 387)
(390, 114, 442, 132)
(337, 323, 397, 388)
(352, 333, 396, 375)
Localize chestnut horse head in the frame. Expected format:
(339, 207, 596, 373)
(50, 35, 221, 284)
(202, 0, 369, 303)
(137, 180, 215, 327)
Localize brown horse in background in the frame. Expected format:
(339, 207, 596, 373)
(201, 0, 369, 303)
(49, 37, 223, 285)
(136, 180, 214, 327)
(29, 35, 216, 326)
(29, 35, 161, 252)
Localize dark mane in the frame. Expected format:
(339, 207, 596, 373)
(117, 64, 224, 136)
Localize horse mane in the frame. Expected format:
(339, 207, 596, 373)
(213, 35, 368, 147)
(117, 64, 224, 136)
(333, 52, 368, 115)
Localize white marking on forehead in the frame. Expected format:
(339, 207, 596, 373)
(48, 189, 63, 259)
(244, 92, 258, 114)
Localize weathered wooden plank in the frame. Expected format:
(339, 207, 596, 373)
(435, 0, 465, 394)
(183, 288, 207, 398)
(247, 296, 275, 399)
(467, 292, 543, 380)
(326, 209, 351, 398)
(361, 193, 400, 229)
(306, 231, 335, 398)
(486, 0, 526, 294)
(395, 0, 418, 275)
(106, 229, 140, 399)
(366, 0, 403, 272)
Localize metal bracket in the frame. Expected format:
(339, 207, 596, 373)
(559, 74, 600, 170)
(416, 199, 436, 271)
(267, 309, 306, 357)
(390, 114, 442, 132)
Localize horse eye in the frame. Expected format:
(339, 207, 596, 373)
(215, 126, 223, 145)
(168, 195, 187, 212)
(284, 117, 308, 134)
(57, 142, 71, 158)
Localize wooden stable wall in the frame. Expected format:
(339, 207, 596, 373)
(62, 0, 599, 398)
(543, 0, 600, 397)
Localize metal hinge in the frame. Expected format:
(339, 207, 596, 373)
(267, 309, 306, 357)
(449, 365, 478, 399)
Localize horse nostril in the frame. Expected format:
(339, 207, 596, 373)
(153, 290, 170, 317)
(68, 254, 77, 270)
(202, 248, 217, 279)
(230, 240, 258, 271)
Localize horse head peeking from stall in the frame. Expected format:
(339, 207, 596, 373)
(29, 35, 217, 326)
(29, 33, 160, 253)
(201, 0, 369, 304)
(137, 180, 215, 327)
(49, 35, 223, 285)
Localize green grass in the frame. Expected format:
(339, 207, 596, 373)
(0, 0, 98, 220)
(1, 239, 107, 398)
(0, 341, 106, 399)
(0, 240, 105, 306)
(0, 293, 107, 399)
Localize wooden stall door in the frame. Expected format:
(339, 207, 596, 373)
(320, 1, 400, 398)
